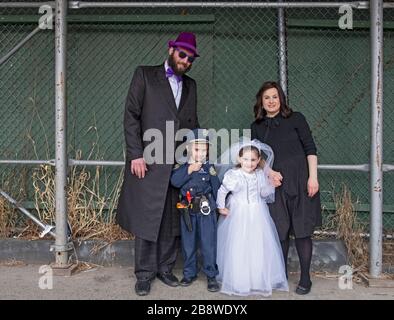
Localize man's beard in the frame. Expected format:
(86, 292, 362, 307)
(168, 52, 192, 76)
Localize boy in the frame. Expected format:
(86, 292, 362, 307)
(171, 128, 220, 292)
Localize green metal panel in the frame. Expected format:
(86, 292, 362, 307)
(287, 20, 394, 217)
(0, 25, 54, 161)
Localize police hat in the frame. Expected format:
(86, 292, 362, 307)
(185, 128, 212, 144)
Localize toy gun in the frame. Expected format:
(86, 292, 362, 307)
(176, 191, 193, 232)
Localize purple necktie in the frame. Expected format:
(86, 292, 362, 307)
(166, 67, 182, 83)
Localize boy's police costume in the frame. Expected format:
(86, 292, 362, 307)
(171, 129, 220, 291)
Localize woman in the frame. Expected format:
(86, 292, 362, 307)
(251, 81, 322, 295)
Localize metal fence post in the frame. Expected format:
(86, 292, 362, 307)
(277, 0, 288, 97)
(53, 0, 70, 267)
(369, 0, 384, 278)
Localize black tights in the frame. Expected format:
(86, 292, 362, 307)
(280, 235, 312, 287)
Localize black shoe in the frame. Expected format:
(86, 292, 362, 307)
(295, 281, 312, 295)
(135, 279, 151, 296)
(207, 277, 220, 292)
(157, 272, 179, 287)
(180, 276, 198, 287)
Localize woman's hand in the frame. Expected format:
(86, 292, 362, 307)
(306, 155, 319, 197)
(307, 177, 319, 197)
(218, 208, 230, 216)
(268, 169, 283, 187)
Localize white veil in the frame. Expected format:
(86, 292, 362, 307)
(215, 137, 276, 203)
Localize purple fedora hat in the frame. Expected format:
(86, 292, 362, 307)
(168, 32, 200, 57)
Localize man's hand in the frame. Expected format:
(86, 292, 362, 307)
(218, 208, 230, 216)
(131, 158, 148, 179)
(307, 177, 319, 197)
(188, 162, 202, 175)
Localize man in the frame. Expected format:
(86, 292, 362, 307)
(117, 32, 200, 296)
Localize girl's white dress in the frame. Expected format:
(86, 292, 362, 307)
(216, 168, 289, 296)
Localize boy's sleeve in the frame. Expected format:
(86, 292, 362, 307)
(170, 164, 192, 188)
(209, 165, 221, 200)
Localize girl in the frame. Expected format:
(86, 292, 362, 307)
(216, 141, 288, 296)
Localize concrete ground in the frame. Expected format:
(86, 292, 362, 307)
(0, 264, 393, 300)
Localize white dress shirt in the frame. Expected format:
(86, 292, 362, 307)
(165, 60, 183, 109)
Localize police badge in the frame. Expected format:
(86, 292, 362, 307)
(209, 166, 217, 176)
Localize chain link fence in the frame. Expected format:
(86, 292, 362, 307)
(0, 0, 393, 251)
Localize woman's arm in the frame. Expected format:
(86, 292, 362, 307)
(294, 113, 319, 197)
(307, 155, 319, 197)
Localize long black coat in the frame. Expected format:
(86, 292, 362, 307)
(116, 64, 199, 242)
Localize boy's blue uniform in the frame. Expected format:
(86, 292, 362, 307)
(171, 161, 220, 280)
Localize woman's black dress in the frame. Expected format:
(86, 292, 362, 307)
(251, 112, 322, 240)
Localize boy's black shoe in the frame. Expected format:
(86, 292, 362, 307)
(157, 272, 179, 287)
(180, 276, 198, 287)
(135, 279, 151, 296)
(207, 277, 220, 292)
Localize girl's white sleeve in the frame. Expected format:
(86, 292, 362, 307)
(216, 170, 239, 209)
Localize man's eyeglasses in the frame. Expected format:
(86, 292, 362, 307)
(175, 48, 195, 63)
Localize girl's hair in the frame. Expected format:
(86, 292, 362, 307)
(235, 145, 265, 169)
(253, 81, 293, 121)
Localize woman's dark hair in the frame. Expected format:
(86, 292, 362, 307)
(253, 81, 292, 121)
(235, 145, 264, 169)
